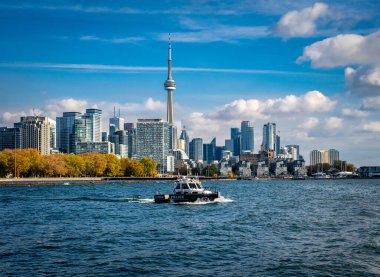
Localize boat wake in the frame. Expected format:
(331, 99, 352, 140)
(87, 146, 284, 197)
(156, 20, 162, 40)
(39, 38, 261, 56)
(172, 196, 233, 205)
(63, 196, 154, 203)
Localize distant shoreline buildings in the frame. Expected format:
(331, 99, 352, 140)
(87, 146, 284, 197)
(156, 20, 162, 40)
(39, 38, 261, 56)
(0, 35, 366, 177)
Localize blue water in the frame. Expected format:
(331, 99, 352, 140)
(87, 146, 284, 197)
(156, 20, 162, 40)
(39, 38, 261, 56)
(1, 179, 380, 276)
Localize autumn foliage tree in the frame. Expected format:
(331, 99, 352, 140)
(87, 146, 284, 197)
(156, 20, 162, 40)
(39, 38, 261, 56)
(0, 149, 158, 178)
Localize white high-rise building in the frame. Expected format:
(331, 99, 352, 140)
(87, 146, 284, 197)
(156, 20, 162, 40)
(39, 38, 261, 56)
(20, 116, 50, 155)
(310, 149, 339, 166)
(136, 119, 169, 171)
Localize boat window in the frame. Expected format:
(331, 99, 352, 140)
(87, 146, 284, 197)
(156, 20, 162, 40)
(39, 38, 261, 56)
(196, 184, 202, 189)
(182, 183, 190, 189)
(189, 183, 197, 189)
(175, 182, 181, 189)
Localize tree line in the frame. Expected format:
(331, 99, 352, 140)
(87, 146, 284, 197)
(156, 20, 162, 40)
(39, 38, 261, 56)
(0, 149, 157, 178)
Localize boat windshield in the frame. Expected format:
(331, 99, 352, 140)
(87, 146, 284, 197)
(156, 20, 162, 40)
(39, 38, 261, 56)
(189, 183, 198, 189)
(175, 182, 181, 189)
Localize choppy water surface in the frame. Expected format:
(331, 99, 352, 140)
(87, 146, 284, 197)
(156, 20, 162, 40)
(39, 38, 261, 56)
(1, 179, 380, 276)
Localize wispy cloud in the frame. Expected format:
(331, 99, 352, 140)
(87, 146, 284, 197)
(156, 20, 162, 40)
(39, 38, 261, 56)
(0, 62, 333, 76)
(157, 26, 269, 43)
(79, 36, 145, 44)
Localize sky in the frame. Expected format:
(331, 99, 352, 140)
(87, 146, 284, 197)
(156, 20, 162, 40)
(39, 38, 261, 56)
(0, 0, 380, 166)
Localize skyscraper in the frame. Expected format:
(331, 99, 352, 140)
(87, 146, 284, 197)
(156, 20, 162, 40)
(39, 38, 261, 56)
(179, 127, 190, 155)
(241, 121, 254, 154)
(109, 107, 125, 135)
(0, 127, 21, 151)
(136, 119, 169, 171)
(56, 112, 81, 153)
(189, 138, 203, 161)
(164, 34, 176, 124)
(203, 138, 216, 163)
(263, 122, 277, 154)
(231, 128, 241, 156)
(84, 109, 102, 142)
(328, 149, 339, 165)
(19, 116, 50, 155)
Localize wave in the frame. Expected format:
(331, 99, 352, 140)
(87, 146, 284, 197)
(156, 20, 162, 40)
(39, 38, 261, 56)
(64, 196, 154, 203)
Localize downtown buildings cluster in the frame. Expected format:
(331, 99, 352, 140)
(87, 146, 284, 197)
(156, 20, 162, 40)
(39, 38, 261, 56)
(1, 37, 374, 178)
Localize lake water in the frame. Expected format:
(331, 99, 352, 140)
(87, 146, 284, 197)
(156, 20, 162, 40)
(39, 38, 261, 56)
(1, 179, 380, 276)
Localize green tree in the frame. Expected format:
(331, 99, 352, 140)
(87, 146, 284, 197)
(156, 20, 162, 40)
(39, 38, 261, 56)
(64, 155, 85, 177)
(82, 153, 107, 176)
(202, 165, 218, 177)
(0, 151, 11, 177)
(140, 157, 157, 177)
(104, 154, 120, 177)
(121, 158, 144, 177)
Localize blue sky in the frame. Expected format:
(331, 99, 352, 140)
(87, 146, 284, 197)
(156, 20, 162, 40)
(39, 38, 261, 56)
(0, 0, 380, 165)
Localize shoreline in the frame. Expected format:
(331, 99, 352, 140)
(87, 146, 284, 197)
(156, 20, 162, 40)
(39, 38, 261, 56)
(0, 176, 372, 187)
(0, 176, 237, 187)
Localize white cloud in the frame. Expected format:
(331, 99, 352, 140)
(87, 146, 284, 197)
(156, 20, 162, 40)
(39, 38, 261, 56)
(363, 121, 380, 132)
(325, 116, 343, 129)
(144, 97, 166, 111)
(182, 91, 336, 143)
(208, 90, 336, 121)
(361, 96, 380, 110)
(297, 30, 380, 68)
(44, 98, 89, 119)
(345, 65, 380, 96)
(298, 117, 319, 129)
(341, 108, 369, 118)
(273, 2, 329, 38)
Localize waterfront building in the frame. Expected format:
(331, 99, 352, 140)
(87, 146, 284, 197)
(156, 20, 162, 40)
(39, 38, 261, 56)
(48, 118, 56, 150)
(168, 124, 178, 153)
(73, 117, 91, 145)
(19, 116, 50, 155)
(310, 149, 339, 166)
(56, 112, 81, 153)
(189, 138, 203, 161)
(241, 121, 254, 154)
(257, 162, 269, 178)
(164, 34, 176, 124)
(179, 127, 190, 156)
(239, 161, 252, 177)
(177, 139, 185, 152)
(215, 146, 225, 162)
(263, 122, 277, 155)
(109, 130, 128, 158)
(203, 138, 216, 163)
(0, 127, 21, 151)
(276, 135, 281, 156)
(225, 139, 233, 152)
(102, 132, 108, 142)
(136, 118, 169, 171)
(83, 109, 102, 142)
(357, 166, 380, 177)
(74, 141, 114, 155)
(328, 149, 339, 165)
(109, 107, 125, 135)
(124, 122, 135, 131)
(285, 145, 300, 160)
(231, 127, 241, 156)
(127, 127, 137, 158)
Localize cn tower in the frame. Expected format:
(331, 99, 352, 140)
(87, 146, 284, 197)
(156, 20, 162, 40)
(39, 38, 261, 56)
(164, 34, 176, 124)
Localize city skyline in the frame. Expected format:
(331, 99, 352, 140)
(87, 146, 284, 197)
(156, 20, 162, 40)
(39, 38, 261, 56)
(0, 1, 380, 165)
